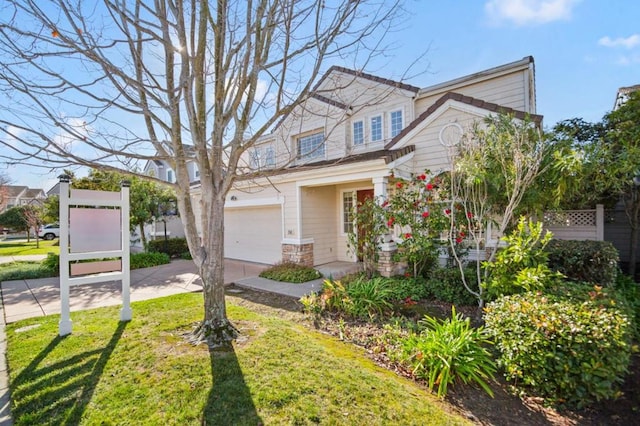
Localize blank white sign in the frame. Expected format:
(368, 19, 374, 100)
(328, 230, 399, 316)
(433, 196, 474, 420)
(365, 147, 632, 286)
(69, 207, 121, 253)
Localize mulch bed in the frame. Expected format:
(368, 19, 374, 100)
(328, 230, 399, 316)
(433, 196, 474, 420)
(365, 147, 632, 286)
(227, 286, 640, 425)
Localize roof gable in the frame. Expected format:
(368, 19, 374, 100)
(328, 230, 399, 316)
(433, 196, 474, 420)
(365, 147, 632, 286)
(386, 92, 543, 149)
(314, 66, 420, 94)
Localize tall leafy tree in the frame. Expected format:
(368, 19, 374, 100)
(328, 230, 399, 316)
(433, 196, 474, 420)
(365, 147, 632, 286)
(550, 91, 640, 277)
(0, 1, 404, 346)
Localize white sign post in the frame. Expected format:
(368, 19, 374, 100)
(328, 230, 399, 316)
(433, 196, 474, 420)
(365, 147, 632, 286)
(58, 175, 131, 336)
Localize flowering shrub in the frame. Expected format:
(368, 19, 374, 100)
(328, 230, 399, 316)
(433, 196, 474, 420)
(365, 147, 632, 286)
(485, 285, 633, 408)
(382, 172, 474, 277)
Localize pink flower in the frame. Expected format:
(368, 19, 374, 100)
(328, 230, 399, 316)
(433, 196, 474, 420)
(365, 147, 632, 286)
(396, 182, 403, 189)
(467, 212, 473, 218)
(381, 200, 389, 207)
(404, 233, 412, 239)
(422, 211, 430, 218)
(387, 217, 395, 227)
(418, 174, 426, 181)
(425, 183, 433, 191)
(444, 209, 451, 215)
(455, 237, 463, 244)
(459, 231, 466, 238)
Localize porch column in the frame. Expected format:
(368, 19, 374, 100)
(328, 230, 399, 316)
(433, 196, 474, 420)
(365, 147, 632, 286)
(372, 176, 400, 277)
(372, 176, 388, 202)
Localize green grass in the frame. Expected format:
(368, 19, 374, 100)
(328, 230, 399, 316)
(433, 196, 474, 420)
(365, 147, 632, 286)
(6, 293, 469, 425)
(0, 240, 59, 256)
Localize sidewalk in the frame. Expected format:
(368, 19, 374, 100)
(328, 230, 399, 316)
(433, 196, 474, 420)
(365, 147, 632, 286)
(0, 258, 269, 323)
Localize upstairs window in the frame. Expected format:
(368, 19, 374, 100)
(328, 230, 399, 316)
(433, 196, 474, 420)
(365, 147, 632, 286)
(370, 115, 382, 142)
(297, 131, 325, 160)
(250, 145, 276, 169)
(390, 109, 403, 138)
(264, 146, 275, 167)
(167, 169, 174, 183)
(352, 120, 364, 146)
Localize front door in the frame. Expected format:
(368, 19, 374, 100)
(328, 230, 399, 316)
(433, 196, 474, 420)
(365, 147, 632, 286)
(356, 189, 374, 261)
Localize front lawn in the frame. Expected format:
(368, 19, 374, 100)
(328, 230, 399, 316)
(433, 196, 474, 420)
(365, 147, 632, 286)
(6, 292, 469, 425)
(0, 239, 59, 256)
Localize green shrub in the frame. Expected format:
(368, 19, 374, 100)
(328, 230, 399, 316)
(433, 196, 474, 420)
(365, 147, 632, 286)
(385, 276, 430, 302)
(0, 262, 57, 281)
(345, 276, 393, 319)
(305, 277, 393, 320)
(180, 251, 192, 260)
(425, 267, 478, 306)
(41, 252, 60, 274)
(259, 262, 322, 283)
(545, 239, 619, 286)
(390, 307, 496, 397)
(147, 237, 189, 258)
(130, 252, 171, 269)
(613, 272, 640, 340)
(484, 286, 633, 408)
(483, 218, 560, 300)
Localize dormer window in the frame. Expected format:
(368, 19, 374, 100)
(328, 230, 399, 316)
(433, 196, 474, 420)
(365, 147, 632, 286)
(370, 115, 382, 142)
(390, 109, 403, 138)
(297, 131, 325, 160)
(250, 145, 276, 169)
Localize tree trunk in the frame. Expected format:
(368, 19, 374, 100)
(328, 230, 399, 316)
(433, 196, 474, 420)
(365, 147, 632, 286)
(188, 195, 237, 349)
(139, 223, 147, 250)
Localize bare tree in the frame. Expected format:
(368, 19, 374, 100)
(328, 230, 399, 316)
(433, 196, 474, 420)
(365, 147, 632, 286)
(0, 171, 10, 211)
(0, 1, 403, 347)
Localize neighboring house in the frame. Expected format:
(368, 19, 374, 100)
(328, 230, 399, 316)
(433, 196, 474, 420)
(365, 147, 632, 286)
(1, 185, 46, 213)
(142, 148, 198, 242)
(143, 145, 200, 184)
(613, 84, 640, 111)
(190, 56, 539, 267)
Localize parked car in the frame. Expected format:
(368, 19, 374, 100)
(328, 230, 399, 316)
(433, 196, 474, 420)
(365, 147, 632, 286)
(38, 224, 60, 240)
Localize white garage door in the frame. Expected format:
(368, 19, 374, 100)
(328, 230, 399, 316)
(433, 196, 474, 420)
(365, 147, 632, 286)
(224, 206, 282, 264)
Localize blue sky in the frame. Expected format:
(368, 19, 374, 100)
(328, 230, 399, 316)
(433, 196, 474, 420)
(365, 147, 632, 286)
(7, 0, 640, 191)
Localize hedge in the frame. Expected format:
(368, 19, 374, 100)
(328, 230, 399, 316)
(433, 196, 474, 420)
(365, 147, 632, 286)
(544, 240, 619, 286)
(147, 237, 189, 258)
(485, 284, 633, 408)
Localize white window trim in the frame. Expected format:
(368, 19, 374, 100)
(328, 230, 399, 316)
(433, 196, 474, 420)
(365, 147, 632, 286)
(370, 114, 384, 143)
(295, 129, 326, 162)
(341, 190, 355, 236)
(352, 120, 364, 147)
(389, 108, 404, 139)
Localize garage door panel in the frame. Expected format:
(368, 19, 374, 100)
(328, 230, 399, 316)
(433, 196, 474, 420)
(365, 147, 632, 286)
(224, 206, 282, 264)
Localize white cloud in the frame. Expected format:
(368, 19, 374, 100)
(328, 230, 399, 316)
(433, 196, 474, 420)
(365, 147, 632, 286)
(485, 0, 580, 26)
(4, 125, 25, 147)
(616, 54, 640, 66)
(598, 34, 640, 49)
(52, 117, 89, 150)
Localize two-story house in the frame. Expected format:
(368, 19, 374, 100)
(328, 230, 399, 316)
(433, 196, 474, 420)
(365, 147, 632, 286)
(1, 185, 46, 213)
(192, 56, 540, 266)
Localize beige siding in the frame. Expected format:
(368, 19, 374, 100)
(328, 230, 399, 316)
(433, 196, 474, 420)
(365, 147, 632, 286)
(408, 107, 485, 174)
(301, 185, 338, 265)
(416, 71, 527, 114)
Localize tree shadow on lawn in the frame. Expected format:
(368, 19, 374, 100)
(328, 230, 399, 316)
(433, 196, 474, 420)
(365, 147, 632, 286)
(202, 346, 262, 425)
(11, 321, 127, 424)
